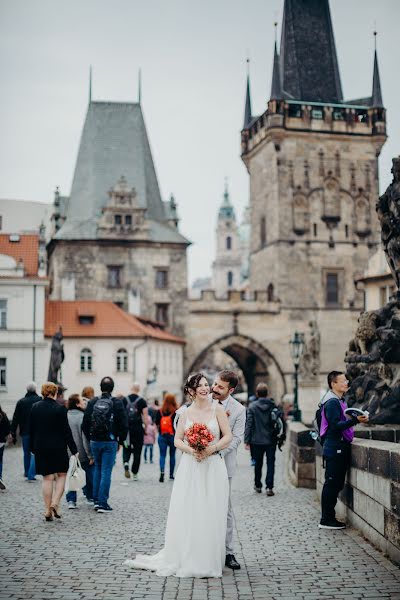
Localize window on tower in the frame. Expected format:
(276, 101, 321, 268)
(226, 236, 232, 250)
(114, 214, 122, 225)
(227, 271, 233, 287)
(260, 217, 266, 248)
(107, 265, 122, 288)
(326, 272, 339, 306)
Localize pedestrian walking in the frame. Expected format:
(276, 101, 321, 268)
(0, 405, 11, 490)
(10, 381, 41, 481)
(122, 383, 148, 481)
(82, 377, 128, 512)
(155, 393, 177, 482)
(244, 382, 286, 496)
(66, 393, 94, 509)
(29, 382, 78, 521)
(148, 399, 160, 421)
(319, 371, 368, 530)
(82, 386, 95, 404)
(143, 415, 157, 464)
(56, 384, 67, 407)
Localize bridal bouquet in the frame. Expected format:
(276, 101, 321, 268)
(186, 423, 214, 452)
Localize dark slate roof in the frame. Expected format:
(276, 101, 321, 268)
(372, 49, 384, 108)
(55, 101, 187, 243)
(243, 75, 252, 129)
(280, 0, 343, 103)
(270, 41, 283, 100)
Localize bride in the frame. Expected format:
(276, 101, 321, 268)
(125, 372, 233, 578)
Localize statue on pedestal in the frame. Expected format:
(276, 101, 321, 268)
(48, 327, 64, 384)
(345, 157, 400, 423)
(300, 320, 321, 383)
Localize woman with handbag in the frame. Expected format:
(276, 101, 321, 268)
(66, 393, 94, 509)
(29, 382, 78, 521)
(155, 393, 178, 482)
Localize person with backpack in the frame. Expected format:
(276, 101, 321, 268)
(244, 382, 286, 496)
(155, 393, 178, 482)
(122, 383, 148, 481)
(10, 381, 42, 481)
(82, 376, 128, 512)
(318, 371, 369, 530)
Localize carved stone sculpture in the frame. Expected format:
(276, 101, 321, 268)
(300, 320, 321, 382)
(48, 328, 65, 384)
(344, 158, 400, 423)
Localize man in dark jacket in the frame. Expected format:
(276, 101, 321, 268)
(11, 382, 41, 480)
(244, 382, 286, 496)
(82, 376, 128, 512)
(122, 383, 148, 481)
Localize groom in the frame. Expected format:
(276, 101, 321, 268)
(211, 370, 246, 570)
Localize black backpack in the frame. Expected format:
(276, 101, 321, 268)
(90, 396, 114, 439)
(127, 397, 143, 431)
(270, 407, 284, 439)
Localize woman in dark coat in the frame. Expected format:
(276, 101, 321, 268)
(29, 382, 78, 521)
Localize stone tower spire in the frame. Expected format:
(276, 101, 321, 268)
(243, 59, 252, 129)
(270, 25, 283, 100)
(372, 32, 384, 108)
(280, 0, 343, 103)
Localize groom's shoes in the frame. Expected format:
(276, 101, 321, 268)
(225, 554, 241, 570)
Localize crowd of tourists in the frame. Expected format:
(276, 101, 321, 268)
(0, 368, 368, 534)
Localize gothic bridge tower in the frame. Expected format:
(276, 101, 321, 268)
(241, 0, 386, 314)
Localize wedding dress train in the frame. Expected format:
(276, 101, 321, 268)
(125, 409, 229, 578)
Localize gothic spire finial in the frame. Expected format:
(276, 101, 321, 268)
(89, 66, 92, 104)
(243, 58, 252, 129)
(372, 31, 384, 108)
(138, 68, 142, 104)
(270, 28, 283, 101)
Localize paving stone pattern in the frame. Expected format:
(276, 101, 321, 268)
(1, 445, 399, 600)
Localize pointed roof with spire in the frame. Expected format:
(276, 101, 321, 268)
(279, 0, 343, 103)
(54, 94, 189, 245)
(270, 37, 283, 100)
(218, 180, 236, 221)
(372, 33, 384, 108)
(243, 59, 252, 129)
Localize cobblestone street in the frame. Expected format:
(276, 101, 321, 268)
(1, 444, 399, 600)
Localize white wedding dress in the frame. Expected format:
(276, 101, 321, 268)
(125, 405, 229, 578)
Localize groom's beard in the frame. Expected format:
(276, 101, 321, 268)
(211, 390, 228, 401)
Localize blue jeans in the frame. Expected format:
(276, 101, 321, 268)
(91, 441, 117, 505)
(66, 461, 94, 503)
(158, 434, 176, 476)
(22, 435, 36, 480)
(144, 444, 153, 462)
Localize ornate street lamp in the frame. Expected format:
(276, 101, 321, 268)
(289, 331, 305, 422)
(147, 364, 159, 385)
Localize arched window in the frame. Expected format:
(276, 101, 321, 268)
(227, 271, 233, 287)
(80, 348, 92, 372)
(226, 236, 232, 250)
(267, 283, 274, 302)
(116, 348, 128, 372)
(260, 217, 266, 248)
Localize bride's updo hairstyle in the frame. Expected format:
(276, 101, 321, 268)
(184, 372, 207, 399)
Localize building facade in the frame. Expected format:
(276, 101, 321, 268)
(356, 249, 394, 312)
(47, 97, 190, 338)
(45, 301, 185, 402)
(0, 234, 48, 414)
(186, 0, 387, 403)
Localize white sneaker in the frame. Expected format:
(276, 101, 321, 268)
(67, 501, 77, 509)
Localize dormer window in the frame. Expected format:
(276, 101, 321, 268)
(311, 107, 324, 120)
(125, 215, 132, 226)
(114, 214, 122, 225)
(78, 315, 95, 325)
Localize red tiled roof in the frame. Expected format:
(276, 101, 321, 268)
(45, 301, 185, 344)
(0, 234, 39, 276)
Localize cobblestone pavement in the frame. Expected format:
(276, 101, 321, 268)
(1, 444, 399, 600)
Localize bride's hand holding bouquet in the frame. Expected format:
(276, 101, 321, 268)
(186, 423, 215, 462)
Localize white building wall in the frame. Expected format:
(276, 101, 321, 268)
(0, 279, 48, 416)
(57, 338, 184, 404)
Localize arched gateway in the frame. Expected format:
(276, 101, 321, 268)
(187, 333, 287, 400)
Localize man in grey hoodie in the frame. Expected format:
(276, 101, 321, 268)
(244, 382, 286, 495)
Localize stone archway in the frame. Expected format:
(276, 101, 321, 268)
(187, 334, 287, 400)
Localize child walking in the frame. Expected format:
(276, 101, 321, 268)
(143, 415, 157, 464)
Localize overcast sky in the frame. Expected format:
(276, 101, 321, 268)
(0, 0, 399, 284)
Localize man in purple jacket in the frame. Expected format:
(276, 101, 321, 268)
(319, 371, 369, 530)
